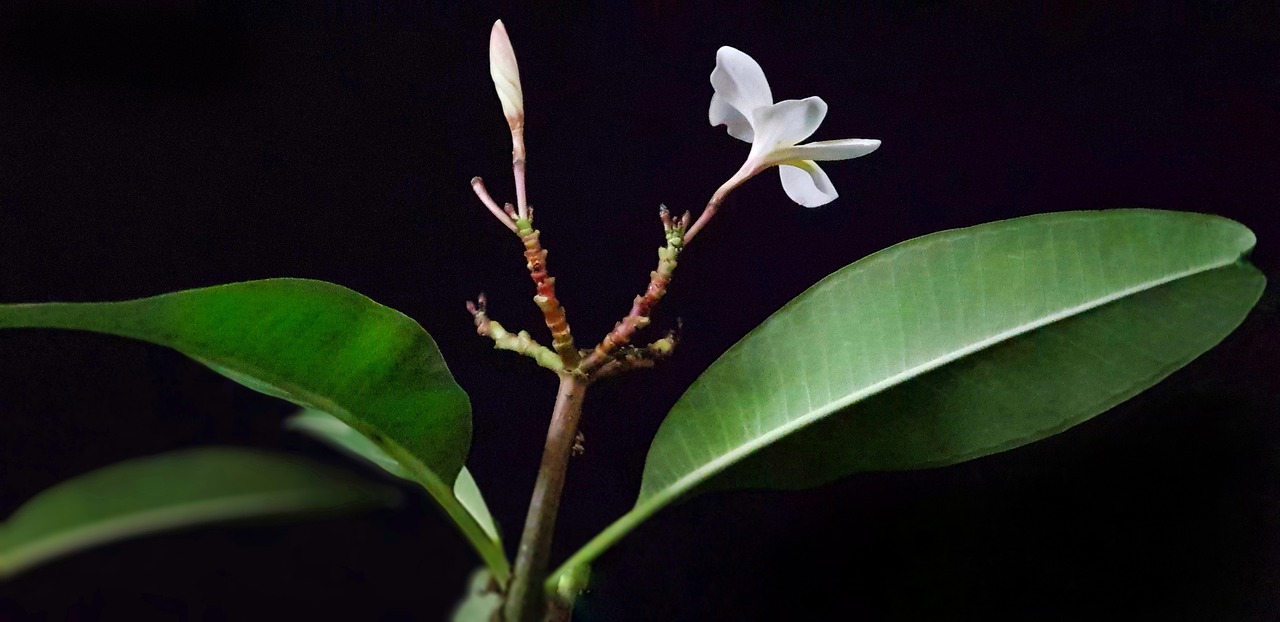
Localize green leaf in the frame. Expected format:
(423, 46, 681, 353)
(0, 279, 509, 582)
(0, 447, 396, 579)
(554, 209, 1264, 584)
(286, 409, 502, 545)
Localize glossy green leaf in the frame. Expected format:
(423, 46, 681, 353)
(0, 279, 509, 582)
(286, 409, 502, 544)
(555, 209, 1264, 582)
(0, 447, 396, 579)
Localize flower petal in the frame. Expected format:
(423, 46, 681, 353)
(710, 92, 755, 142)
(710, 47, 773, 133)
(778, 160, 838, 208)
(750, 97, 828, 157)
(773, 138, 881, 162)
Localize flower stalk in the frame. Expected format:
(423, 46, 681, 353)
(684, 169, 752, 243)
(471, 177, 519, 233)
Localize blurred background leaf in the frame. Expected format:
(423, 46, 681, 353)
(0, 447, 397, 579)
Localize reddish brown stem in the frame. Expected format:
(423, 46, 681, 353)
(579, 207, 686, 375)
(592, 329, 679, 379)
(503, 375, 589, 622)
(517, 218, 581, 368)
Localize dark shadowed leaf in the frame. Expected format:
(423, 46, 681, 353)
(286, 409, 502, 545)
(0, 447, 396, 579)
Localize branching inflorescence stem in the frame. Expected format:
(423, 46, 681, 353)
(472, 173, 732, 621)
(578, 205, 689, 376)
(467, 294, 563, 372)
(469, 130, 740, 622)
(471, 19, 751, 622)
(470, 165, 738, 622)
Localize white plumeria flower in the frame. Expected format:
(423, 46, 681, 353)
(709, 46, 880, 207)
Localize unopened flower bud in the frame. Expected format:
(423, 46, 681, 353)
(489, 20, 524, 128)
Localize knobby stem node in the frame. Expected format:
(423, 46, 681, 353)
(515, 216, 580, 369)
(578, 205, 689, 376)
(467, 294, 564, 372)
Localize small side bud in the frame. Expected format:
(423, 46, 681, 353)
(659, 204, 673, 230)
(556, 563, 592, 604)
(489, 20, 524, 128)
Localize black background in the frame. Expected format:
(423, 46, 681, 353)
(2, 2, 1279, 621)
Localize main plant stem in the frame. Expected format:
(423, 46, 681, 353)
(504, 374, 589, 622)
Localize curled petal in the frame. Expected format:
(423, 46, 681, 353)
(490, 20, 523, 125)
(710, 47, 773, 129)
(750, 97, 828, 156)
(778, 160, 838, 208)
(773, 138, 881, 163)
(710, 92, 755, 142)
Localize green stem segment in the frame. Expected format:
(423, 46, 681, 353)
(544, 487, 667, 597)
(468, 294, 565, 372)
(504, 374, 589, 622)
